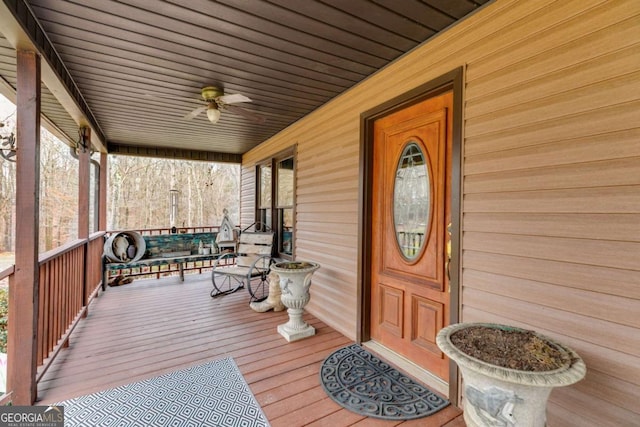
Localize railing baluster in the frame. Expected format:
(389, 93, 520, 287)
(44, 263, 50, 365)
(3, 233, 106, 389)
(56, 253, 60, 352)
(59, 254, 64, 346)
(37, 264, 44, 366)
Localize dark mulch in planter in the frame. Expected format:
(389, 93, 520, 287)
(450, 326, 570, 372)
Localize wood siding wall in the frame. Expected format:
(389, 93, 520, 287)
(241, 1, 640, 425)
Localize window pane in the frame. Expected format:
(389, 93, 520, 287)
(393, 142, 430, 260)
(277, 157, 294, 207)
(258, 208, 272, 232)
(259, 164, 271, 208)
(89, 159, 97, 232)
(280, 208, 294, 255)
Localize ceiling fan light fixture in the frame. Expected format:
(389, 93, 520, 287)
(206, 103, 221, 124)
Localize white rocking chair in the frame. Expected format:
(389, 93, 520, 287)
(210, 223, 274, 301)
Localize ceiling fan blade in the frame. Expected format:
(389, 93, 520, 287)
(225, 104, 266, 124)
(183, 105, 208, 120)
(217, 93, 251, 104)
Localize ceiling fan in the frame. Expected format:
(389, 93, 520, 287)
(184, 86, 265, 124)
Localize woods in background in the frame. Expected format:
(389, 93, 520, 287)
(108, 156, 240, 232)
(0, 142, 240, 255)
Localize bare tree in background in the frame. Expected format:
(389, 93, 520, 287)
(108, 156, 240, 230)
(0, 160, 14, 252)
(0, 134, 240, 256)
(0, 127, 79, 254)
(39, 133, 78, 251)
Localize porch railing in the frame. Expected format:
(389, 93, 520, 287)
(4, 226, 224, 404)
(35, 231, 104, 382)
(2, 231, 105, 404)
(36, 232, 104, 382)
(108, 225, 219, 236)
(396, 231, 425, 258)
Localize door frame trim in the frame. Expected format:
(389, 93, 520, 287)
(357, 67, 463, 401)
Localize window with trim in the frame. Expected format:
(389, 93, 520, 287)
(256, 148, 295, 259)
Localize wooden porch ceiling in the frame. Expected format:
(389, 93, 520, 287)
(38, 274, 464, 426)
(0, 0, 489, 160)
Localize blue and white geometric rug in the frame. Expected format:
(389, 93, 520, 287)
(55, 357, 270, 427)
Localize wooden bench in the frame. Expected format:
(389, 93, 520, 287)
(104, 231, 227, 286)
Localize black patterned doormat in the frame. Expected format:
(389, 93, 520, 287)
(55, 357, 269, 427)
(320, 344, 450, 420)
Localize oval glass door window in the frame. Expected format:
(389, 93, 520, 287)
(393, 142, 431, 260)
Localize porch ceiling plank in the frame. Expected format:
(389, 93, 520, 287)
(56, 54, 334, 112)
(3, 36, 81, 141)
(85, 105, 282, 133)
(371, 0, 457, 31)
(92, 117, 277, 142)
(318, 0, 437, 43)
(33, 18, 351, 98)
(425, 0, 492, 17)
(106, 144, 242, 164)
(233, 0, 420, 48)
(32, 12, 365, 89)
(158, 0, 393, 66)
(39, 85, 79, 145)
(0, 0, 107, 152)
(0, 0, 486, 157)
(73, 83, 310, 111)
(75, 82, 311, 120)
(29, 0, 367, 88)
(65, 63, 321, 117)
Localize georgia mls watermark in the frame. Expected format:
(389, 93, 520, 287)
(0, 406, 64, 427)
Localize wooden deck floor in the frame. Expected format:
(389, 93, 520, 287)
(37, 273, 463, 426)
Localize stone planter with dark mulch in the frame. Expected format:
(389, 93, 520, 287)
(436, 323, 586, 427)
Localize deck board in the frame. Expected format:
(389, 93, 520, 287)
(37, 273, 462, 425)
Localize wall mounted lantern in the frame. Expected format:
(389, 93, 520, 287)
(0, 111, 16, 162)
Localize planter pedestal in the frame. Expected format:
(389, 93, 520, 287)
(271, 261, 320, 342)
(437, 323, 586, 427)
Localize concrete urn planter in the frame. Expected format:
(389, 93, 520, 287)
(436, 323, 586, 427)
(270, 261, 320, 342)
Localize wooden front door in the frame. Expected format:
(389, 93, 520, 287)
(370, 92, 453, 381)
